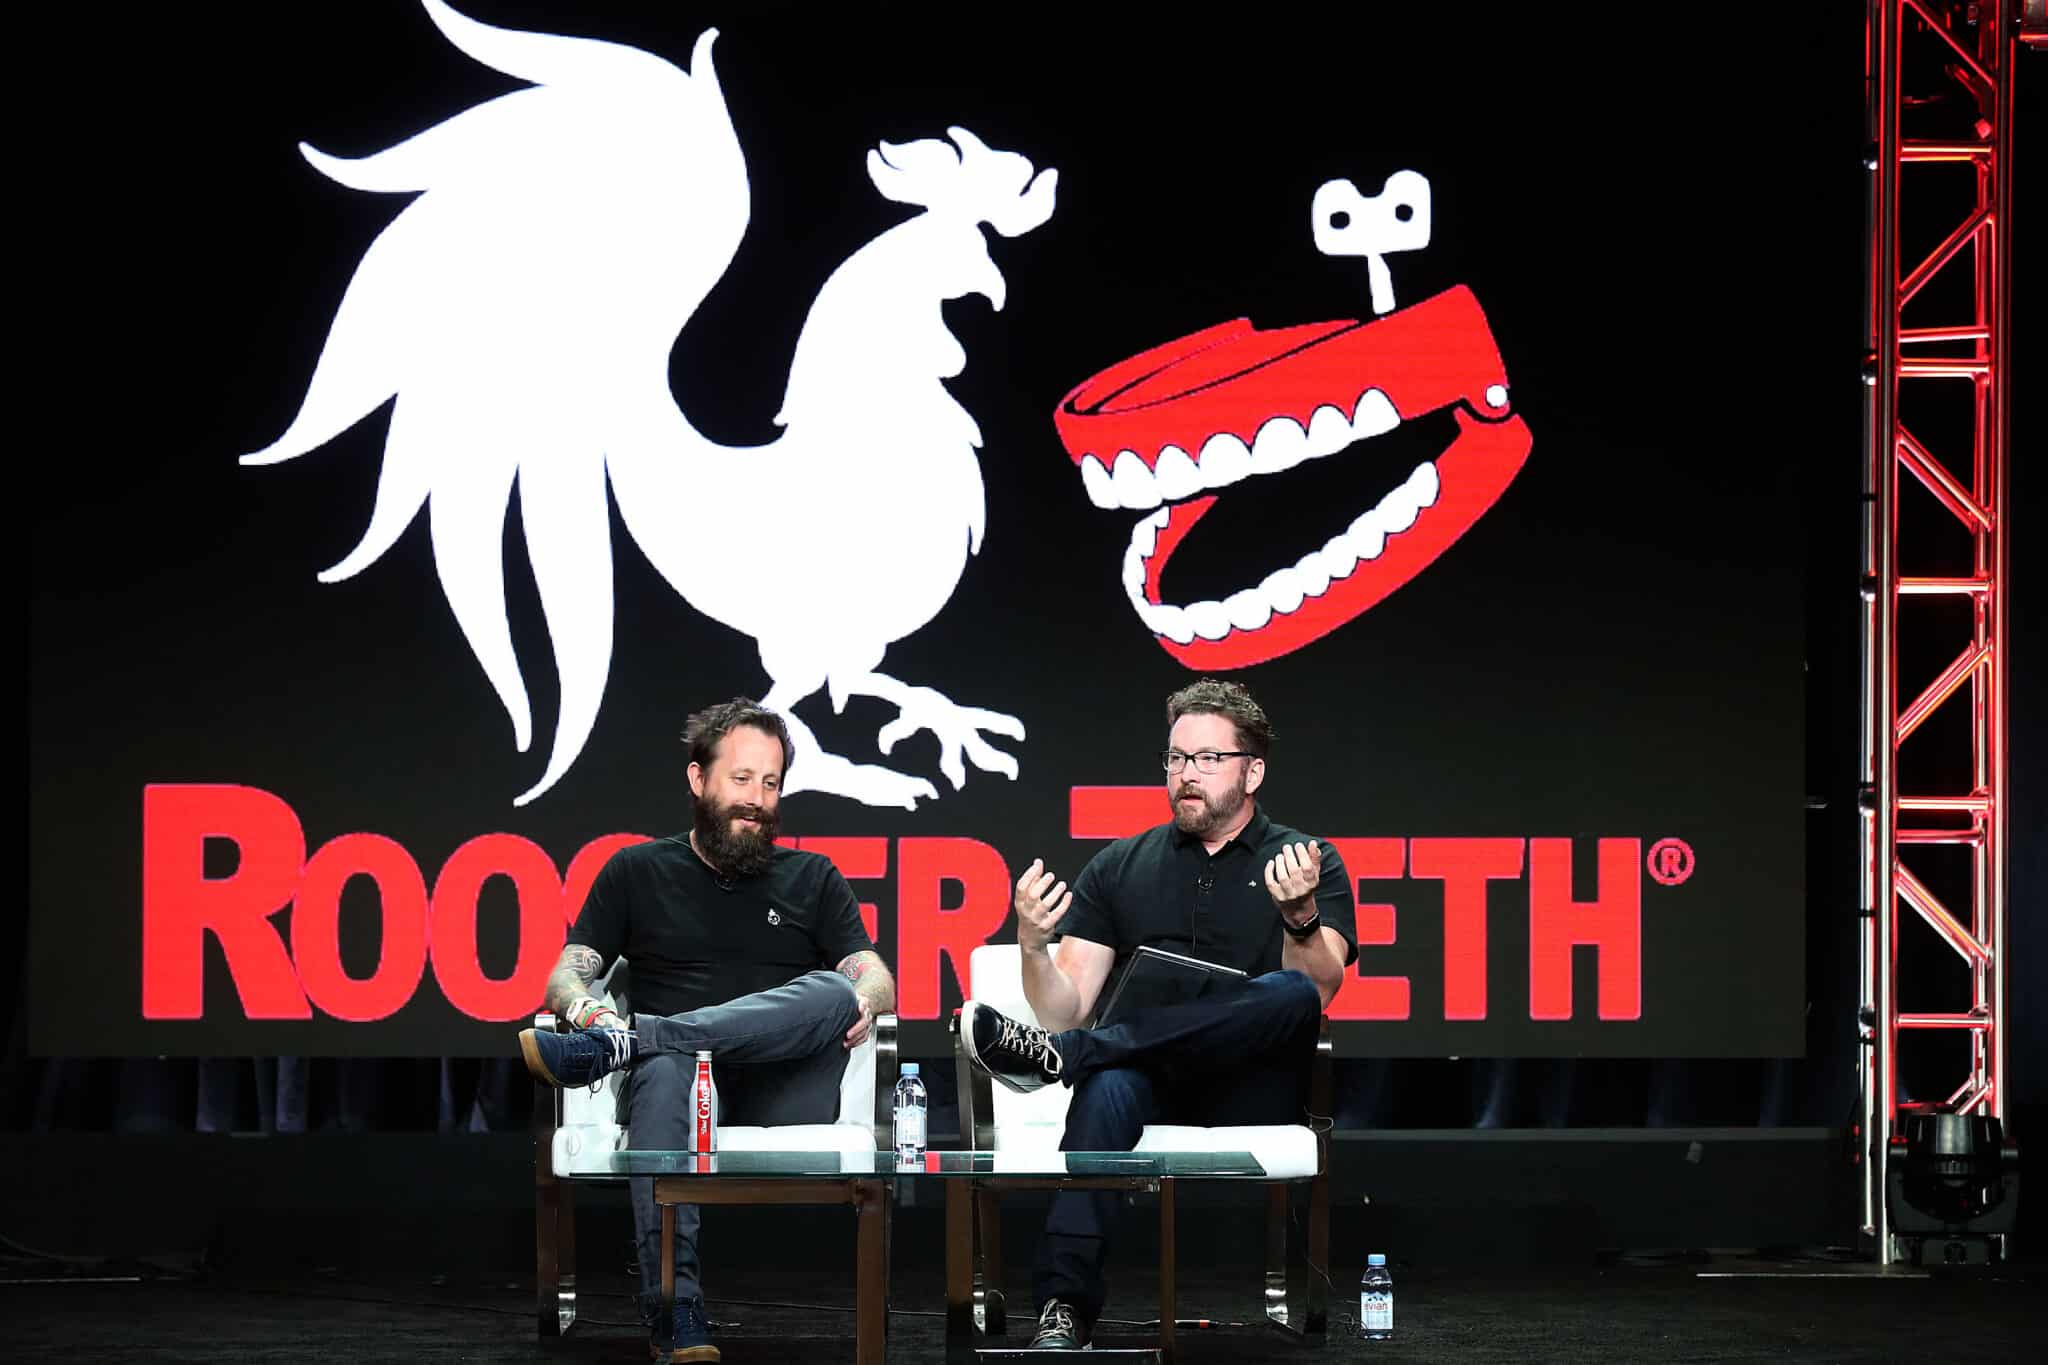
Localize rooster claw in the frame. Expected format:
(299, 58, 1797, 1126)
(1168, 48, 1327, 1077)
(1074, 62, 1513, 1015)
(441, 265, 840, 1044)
(874, 687, 1024, 791)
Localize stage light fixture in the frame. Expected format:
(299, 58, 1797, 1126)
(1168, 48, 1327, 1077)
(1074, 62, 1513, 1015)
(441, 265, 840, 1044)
(1885, 1113, 2019, 1265)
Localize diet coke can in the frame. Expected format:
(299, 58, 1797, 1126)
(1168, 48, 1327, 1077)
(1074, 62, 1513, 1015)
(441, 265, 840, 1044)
(688, 1051, 718, 1153)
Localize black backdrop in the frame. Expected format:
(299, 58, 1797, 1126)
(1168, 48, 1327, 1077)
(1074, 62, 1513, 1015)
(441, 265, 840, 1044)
(28, 0, 1838, 1060)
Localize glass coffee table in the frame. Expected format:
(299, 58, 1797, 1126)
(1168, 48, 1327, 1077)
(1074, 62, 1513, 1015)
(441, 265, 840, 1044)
(565, 1148, 1267, 1362)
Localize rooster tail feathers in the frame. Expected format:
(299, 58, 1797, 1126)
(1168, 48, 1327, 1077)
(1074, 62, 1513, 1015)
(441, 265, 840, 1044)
(240, 222, 415, 469)
(513, 453, 615, 807)
(429, 445, 534, 755)
(420, 0, 693, 88)
(318, 394, 434, 584)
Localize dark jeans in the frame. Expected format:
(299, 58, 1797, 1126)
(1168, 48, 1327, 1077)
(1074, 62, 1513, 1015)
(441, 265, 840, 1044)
(621, 970, 862, 1307)
(1031, 968, 1322, 1324)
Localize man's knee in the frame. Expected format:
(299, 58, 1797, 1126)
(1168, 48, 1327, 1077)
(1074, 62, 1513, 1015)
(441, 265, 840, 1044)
(1259, 969, 1323, 1018)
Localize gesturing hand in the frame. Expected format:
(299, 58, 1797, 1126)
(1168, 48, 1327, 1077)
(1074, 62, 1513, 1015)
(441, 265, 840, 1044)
(1264, 840, 1322, 924)
(1013, 858, 1072, 953)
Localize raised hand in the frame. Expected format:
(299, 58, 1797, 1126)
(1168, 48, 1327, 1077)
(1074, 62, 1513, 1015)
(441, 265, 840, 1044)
(1013, 858, 1072, 953)
(1263, 840, 1322, 923)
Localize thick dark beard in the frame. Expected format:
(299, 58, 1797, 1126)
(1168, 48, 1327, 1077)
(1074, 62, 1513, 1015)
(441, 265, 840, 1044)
(692, 793, 780, 879)
(1171, 777, 1249, 840)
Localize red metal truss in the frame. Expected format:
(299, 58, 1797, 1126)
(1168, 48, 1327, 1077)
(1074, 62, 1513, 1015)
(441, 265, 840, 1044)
(1860, 0, 2019, 1263)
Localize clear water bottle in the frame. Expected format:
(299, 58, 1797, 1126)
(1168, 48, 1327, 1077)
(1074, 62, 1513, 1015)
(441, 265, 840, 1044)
(892, 1062, 928, 1167)
(1359, 1253, 1393, 1339)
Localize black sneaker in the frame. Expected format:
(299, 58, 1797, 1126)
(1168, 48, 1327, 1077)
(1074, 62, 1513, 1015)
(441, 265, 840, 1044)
(518, 1025, 638, 1088)
(648, 1293, 718, 1362)
(1029, 1299, 1090, 1348)
(961, 1001, 1062, 1093)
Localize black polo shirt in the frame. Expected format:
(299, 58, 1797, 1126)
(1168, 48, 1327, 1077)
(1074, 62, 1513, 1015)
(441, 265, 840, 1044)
(1059, 806, 1358, 1017)
(567, 836, 874, 1020)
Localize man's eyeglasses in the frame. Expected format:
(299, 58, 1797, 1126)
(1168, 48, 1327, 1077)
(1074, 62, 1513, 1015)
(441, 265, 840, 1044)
(1161, 749, 1256, 774)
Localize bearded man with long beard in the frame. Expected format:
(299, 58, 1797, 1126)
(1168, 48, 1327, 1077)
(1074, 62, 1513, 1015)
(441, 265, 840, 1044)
(958, 679, 1356, 1351)
(517, 698, 895, 1364)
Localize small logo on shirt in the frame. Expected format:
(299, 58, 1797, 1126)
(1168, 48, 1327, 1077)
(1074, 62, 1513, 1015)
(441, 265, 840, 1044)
(766, 907, 783, 927)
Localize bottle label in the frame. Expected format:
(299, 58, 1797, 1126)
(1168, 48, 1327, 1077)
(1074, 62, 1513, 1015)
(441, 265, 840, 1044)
(1361, 1290, 1393, 1333)
(895, 1108, 926, 1147)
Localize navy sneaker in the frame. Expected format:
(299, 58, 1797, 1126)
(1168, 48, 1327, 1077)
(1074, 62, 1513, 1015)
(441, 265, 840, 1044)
(1029, 1298, 1089, 1348)
(518, 1025, 638, 1088)
(648, 1293, 718, 1363)
(961, 1001, 1063, 1093)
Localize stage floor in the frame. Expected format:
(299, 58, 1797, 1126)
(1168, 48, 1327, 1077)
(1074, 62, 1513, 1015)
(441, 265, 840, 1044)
(7, 1260, 2037, 1363)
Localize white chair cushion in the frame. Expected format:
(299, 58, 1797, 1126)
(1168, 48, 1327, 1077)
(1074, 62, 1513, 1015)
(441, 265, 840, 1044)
(1136, 1124, 1319, 1178)
(967, 944, 1319, 1179)
(721, 1124, 878, 1157)
(550, 983, 883, 1176)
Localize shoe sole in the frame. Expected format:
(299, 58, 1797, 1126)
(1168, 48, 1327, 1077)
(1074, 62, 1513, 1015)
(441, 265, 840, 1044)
(518, 1029, 565, 1087)
(960, 1002, 1046, 1096)
(652, 1347, 719, 1363)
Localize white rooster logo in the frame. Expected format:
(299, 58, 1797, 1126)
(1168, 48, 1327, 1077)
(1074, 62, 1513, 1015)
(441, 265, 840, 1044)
(244, 0, 1057, 808)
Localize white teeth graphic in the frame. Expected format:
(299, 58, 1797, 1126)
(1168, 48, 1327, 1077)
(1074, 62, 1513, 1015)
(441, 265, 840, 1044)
(1305, 404, 1352, 458)
(1250, 416, 1309, 475)
(1196, 432, 1254, 488)
(1294, 550, 1333, 597)
(1153, 445, 1202, 500)
(1080, 454, 1115, 509)
(1347, 512, 1386, 561)
(1082, 386, 1402, 508)
(1259, 566, 1306, 614)
(1103, 386, 1443, 644)
(1110, 450, 1160, 510)
(1131, 504, 1168, 557)
(1409, 459, 1440, 507)
(1224, 588, 1272, 631)
(1186, 599, 1232, 641)
(1353, 389, 1399, 437)
(1155, 603, 1194, 644)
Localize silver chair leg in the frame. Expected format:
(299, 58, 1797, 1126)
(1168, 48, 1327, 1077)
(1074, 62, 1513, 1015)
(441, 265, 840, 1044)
(1263, 1184, 1291, 1331)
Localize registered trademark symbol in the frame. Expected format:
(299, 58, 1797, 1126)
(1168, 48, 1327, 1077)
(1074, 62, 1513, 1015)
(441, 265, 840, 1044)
(1647, 837, 1695, 886)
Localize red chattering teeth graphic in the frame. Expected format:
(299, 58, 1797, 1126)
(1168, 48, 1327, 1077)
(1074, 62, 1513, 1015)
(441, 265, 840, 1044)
(1053, 285, 1533, 668)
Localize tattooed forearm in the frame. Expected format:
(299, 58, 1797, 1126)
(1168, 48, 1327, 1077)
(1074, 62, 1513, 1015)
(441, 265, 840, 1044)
(836, 950, 896, 1015)
(544, 944, 605, 1018)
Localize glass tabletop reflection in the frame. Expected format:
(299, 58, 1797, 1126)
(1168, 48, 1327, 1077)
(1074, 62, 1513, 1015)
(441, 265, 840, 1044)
(557, 1149, 1265, 1179)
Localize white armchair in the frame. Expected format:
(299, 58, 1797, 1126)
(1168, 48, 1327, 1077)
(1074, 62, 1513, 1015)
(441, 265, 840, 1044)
(950, 943, 1330, 1346)
(533, 958, 898, 1338)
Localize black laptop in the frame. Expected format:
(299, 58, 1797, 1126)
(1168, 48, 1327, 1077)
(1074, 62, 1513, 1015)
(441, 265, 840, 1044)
(1094, 945, 1247, 1027)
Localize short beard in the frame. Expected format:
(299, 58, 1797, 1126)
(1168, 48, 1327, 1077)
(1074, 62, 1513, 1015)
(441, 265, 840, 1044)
(1171, 775, 1249, 840)
(692, 792, 780, 879)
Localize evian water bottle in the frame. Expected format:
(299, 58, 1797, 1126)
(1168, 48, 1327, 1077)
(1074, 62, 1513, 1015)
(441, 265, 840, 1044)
(893, 1062, 928, 1167)
(688, 1051, 718, 1153)
(1359, 1253, 1392, 1339)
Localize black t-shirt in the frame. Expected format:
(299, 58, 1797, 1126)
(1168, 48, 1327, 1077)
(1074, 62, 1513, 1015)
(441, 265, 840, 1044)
(1060, 806, 1358, 1017)
(567, 836, 875, 1020)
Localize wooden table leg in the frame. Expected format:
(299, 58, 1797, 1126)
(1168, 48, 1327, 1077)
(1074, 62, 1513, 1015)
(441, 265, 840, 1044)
(1159, 1178, 1176, 1363)
(978, 1188, 1006, 1335)
(946, 1178, 976, 1351)
(856, 1179, 887, 1365)
(660, 1202, 675, 1309)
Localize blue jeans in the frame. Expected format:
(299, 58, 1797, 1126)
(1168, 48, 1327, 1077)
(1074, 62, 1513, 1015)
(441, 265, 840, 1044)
(1031, 969, 1322, 1323)
(621, 970, 861, 1305)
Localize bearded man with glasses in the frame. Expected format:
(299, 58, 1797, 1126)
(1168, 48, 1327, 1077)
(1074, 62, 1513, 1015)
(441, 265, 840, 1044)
(959, 679, 1356, 1350)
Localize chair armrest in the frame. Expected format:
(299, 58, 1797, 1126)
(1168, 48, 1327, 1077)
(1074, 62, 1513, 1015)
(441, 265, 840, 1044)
(871, 1013, 900, 1150)
(1311, 1014, 1333, 1173)
(532, 1011, 566, 1163)
(951, 1009, 995, 1151)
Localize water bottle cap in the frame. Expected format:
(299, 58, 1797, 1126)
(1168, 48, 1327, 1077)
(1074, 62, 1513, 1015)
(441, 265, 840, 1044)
(1367, 1254, 1386, 1266)
(901, 1063, 920, 1076)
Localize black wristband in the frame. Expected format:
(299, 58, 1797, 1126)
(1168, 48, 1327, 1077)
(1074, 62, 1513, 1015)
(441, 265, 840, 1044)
(1282, 910, 1322, 941)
